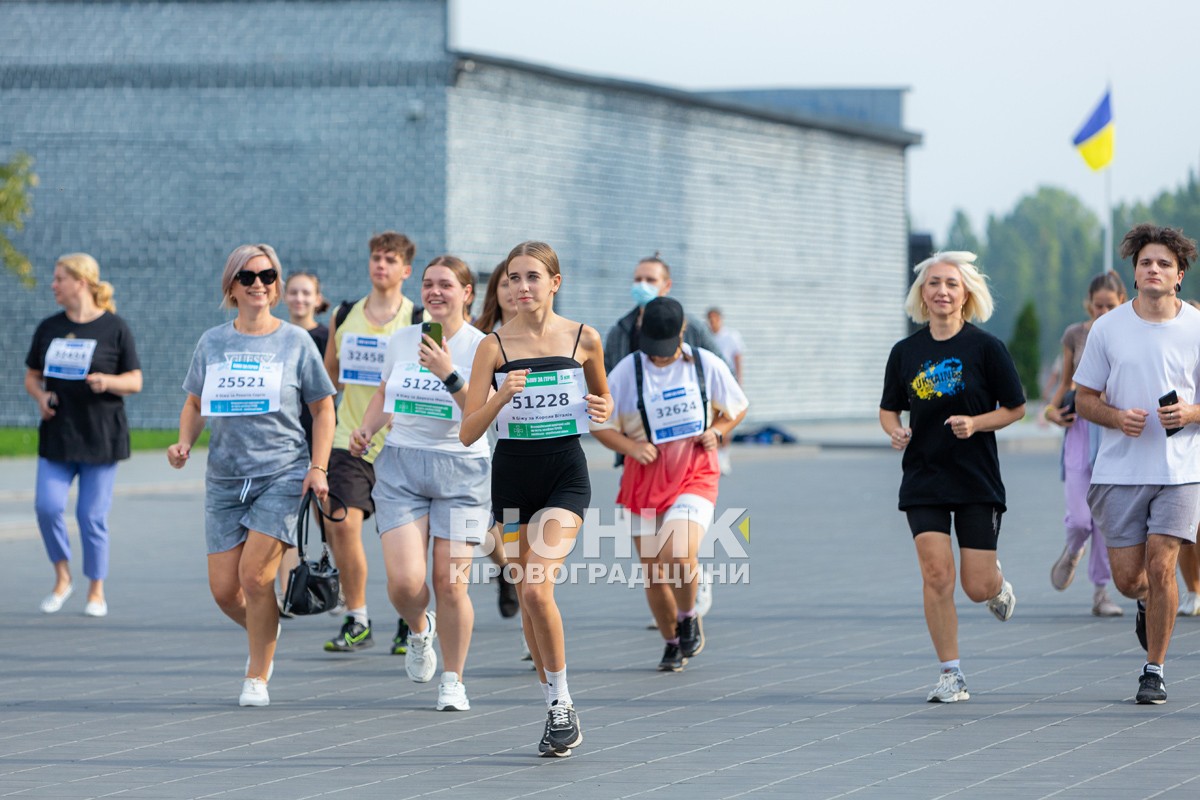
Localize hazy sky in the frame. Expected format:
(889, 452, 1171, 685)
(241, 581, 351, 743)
(453, 0, 1200, 244)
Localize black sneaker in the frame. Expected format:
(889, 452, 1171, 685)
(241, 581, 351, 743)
(391, 618, 410, 655)
(658, 642, 684, 672)
(498, 568, 520, 619)
(678, 615, 704, 658)
(324, 616, 374, 652)
(1136, 668, 1167, 704)
(542, 701, 582, 757)
(1135, 600, 1147, 651)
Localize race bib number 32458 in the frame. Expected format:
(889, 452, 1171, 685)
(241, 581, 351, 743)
(339, 334, 390, 386)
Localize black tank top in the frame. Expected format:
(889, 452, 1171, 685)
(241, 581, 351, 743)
(492, 325, 586, 455)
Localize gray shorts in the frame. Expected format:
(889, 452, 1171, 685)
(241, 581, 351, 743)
(372, 446, 490, 544)
(1087, 483, 1200, 547)
(204, 467, 305, 555)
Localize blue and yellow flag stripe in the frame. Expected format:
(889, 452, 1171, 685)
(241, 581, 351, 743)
(1072, 90, 1113, 171)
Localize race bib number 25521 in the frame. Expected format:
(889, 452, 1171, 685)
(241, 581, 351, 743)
(201, 359, 284, 416)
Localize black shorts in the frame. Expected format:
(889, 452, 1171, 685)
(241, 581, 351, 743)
(328, 448, 375, 518)
(492, 441, 591, 525)
(905, 504, 1001, 551)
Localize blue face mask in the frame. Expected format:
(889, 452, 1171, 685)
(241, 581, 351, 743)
(631, 281, 659, 308)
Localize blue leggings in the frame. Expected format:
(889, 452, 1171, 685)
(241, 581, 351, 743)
(35, 458, 118, 581)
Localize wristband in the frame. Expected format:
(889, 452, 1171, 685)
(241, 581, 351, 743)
(308, 463, 328, 475)
(713, 429, 724, 444)
(443, 370, 465, 394)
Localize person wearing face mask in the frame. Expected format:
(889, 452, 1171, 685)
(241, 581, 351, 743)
(603, 253, 728, 375)
(592, 297, 748, 672)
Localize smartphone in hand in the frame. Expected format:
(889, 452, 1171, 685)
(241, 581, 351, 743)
(421, 321, 443, 348)
(1159, 390, 1183, 437)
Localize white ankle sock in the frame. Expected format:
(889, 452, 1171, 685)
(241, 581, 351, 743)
(940, 659, 961, 673)
(442, 671, 459, 685)
(546, 668, 571, 707)
(349, 606, 368, 627)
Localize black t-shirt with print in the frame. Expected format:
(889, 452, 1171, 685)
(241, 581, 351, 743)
(880, 323, 1025, 511)
(25, 311, 141, 463)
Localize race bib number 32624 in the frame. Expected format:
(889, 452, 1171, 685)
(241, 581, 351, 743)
(495, 368, 590, 440)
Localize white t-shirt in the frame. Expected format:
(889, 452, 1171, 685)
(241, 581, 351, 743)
(711, 327, 745, 370)
(1073, 301, 1200, 484)
(380, 324, 490, 458)
(591, 345, 749, 442)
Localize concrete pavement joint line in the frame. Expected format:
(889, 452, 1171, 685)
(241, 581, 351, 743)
(0, 481, 206, 503)
(1144, 769, 1200, 799)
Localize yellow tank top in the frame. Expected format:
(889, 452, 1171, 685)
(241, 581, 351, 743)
(332, 296, 415, 462)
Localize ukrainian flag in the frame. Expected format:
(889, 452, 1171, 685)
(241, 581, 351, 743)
(1073, 90, 1114, 171)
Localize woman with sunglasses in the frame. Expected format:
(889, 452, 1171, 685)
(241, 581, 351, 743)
(167, 244, 336, 708)
(24, 253, 143, 618)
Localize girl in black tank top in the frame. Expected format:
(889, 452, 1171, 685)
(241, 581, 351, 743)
(459, 241, 611, 757)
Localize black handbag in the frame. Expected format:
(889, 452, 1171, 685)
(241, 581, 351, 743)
(283, 490, 345, 616)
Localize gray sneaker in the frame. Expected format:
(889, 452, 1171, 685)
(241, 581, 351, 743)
(1050, 545, 1085, 591)
(987, 579, 1016, 622)
(927, 670, 970, 703)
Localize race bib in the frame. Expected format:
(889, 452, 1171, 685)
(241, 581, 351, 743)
(496, 368, 590, 440)
(200, 358, 284, 416)
(43, 338, 97, 380)
(645, 383, 706, 444)
(339, 334, 390, 385)
(385, 362, 464, 421)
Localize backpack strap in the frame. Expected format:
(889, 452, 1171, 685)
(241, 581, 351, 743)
(333, 300, 354, 332)
(634, 354, 652, 441)
(693, 349, 709, 431)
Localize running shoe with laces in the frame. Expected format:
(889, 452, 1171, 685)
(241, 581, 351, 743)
(406, 611, 438, 683)
(239, 677, 270, 707)
(1050, 544, 1085, 591)
(1135, 600, 1148, 650)
(498, 568, 520, 618)
(391, 617, 410, 655)
(678, 615, 705, 658)
(658, 641, 684, 672)
(987, 579, 1016, 622)
(1092, 586, 1124, 617)
(324, 615, 374, 652)
(926, 670, 970, 703)
(540, 701, 582, 757)
(1178, 591, 1200, 616)
(436, 673, 470, 711)
(1135, 667, 1167, 705)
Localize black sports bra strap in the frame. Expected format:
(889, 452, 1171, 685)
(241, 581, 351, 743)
(491, 331, 510, 364)
(571, 323, 584, 360)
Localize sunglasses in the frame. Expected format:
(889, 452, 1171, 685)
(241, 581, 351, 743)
(234, 268, 278, 287)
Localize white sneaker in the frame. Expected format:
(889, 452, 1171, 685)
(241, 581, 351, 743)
(987, 579, 1016, 621)
(239, 678, 270, 707)
(436, 672, 470, 711)
(927, 670, 970, 703)
(717, 449, 732, 475)
(40, 585, 73, 614)
(1179, 591, 1200, 616)
(406, 611, 438, 683)
(695, 568, 713, 617)
(83, 600, 108, 617)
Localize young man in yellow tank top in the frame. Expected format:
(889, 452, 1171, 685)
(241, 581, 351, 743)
(320, 232, 419, 653)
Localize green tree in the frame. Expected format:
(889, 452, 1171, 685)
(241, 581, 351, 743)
(944, 209, 984, 256)
(0, 152, 38, 287)
(1008, 299, 1041, 401)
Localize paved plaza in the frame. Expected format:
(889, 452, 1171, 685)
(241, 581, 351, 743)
(3, 433, 1200, 799)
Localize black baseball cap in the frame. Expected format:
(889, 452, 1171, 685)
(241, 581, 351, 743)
(639, 297, 685, 357)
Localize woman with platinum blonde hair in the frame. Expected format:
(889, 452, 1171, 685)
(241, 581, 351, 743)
(880, 251, 1026, 703)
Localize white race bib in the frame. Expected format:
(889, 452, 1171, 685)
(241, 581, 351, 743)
(496, 368, 590, 440)
(385, 362, 464, 421)
(645, 383, 706, 444)
(44, 338, 97, 380)
(200, 359, 284, 416)
(339, 334, 390, 386)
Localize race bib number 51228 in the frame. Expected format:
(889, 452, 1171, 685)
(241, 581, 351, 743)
(495, 368, 590, 440)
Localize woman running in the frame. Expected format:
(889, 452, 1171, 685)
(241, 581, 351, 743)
(349, 255, 491, 711)
(879, 251, 1025, 703)
(591, 297, 747, 671)
(1044, 272, 1127, 617)
(25, 253, 142, 617)
(461, 241, 611, 757)
(168, 244, 335, 707)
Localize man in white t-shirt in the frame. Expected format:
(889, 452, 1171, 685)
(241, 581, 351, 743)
(1074, 223, 1200, 705)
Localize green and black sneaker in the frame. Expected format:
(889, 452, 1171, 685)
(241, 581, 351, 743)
(324, 616, 374, 652)
(391, 617, 410, 655)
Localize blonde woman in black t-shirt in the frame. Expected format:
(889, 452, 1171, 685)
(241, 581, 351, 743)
(879, 252, 1026, 704)
(23, 253, 143, 618)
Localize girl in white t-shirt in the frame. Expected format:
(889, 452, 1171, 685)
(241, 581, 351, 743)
(350, 256, 490, 712)
(592, 297, 748, 672)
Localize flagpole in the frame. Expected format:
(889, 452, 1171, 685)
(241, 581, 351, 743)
(1104, 165, 1113, 273)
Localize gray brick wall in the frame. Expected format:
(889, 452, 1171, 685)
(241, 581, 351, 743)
(447, 61, 910, 423)
(1, 0, 451, 427)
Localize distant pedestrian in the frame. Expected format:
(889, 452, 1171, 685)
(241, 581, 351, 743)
(1074, 224, 1200, 705)
(880, 251, 1025, 704)
(1043, 271, 1126, 617)
(706, 307, 744, 474)
(167, 244, 335, 708)
(25, 253, 143, 618)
